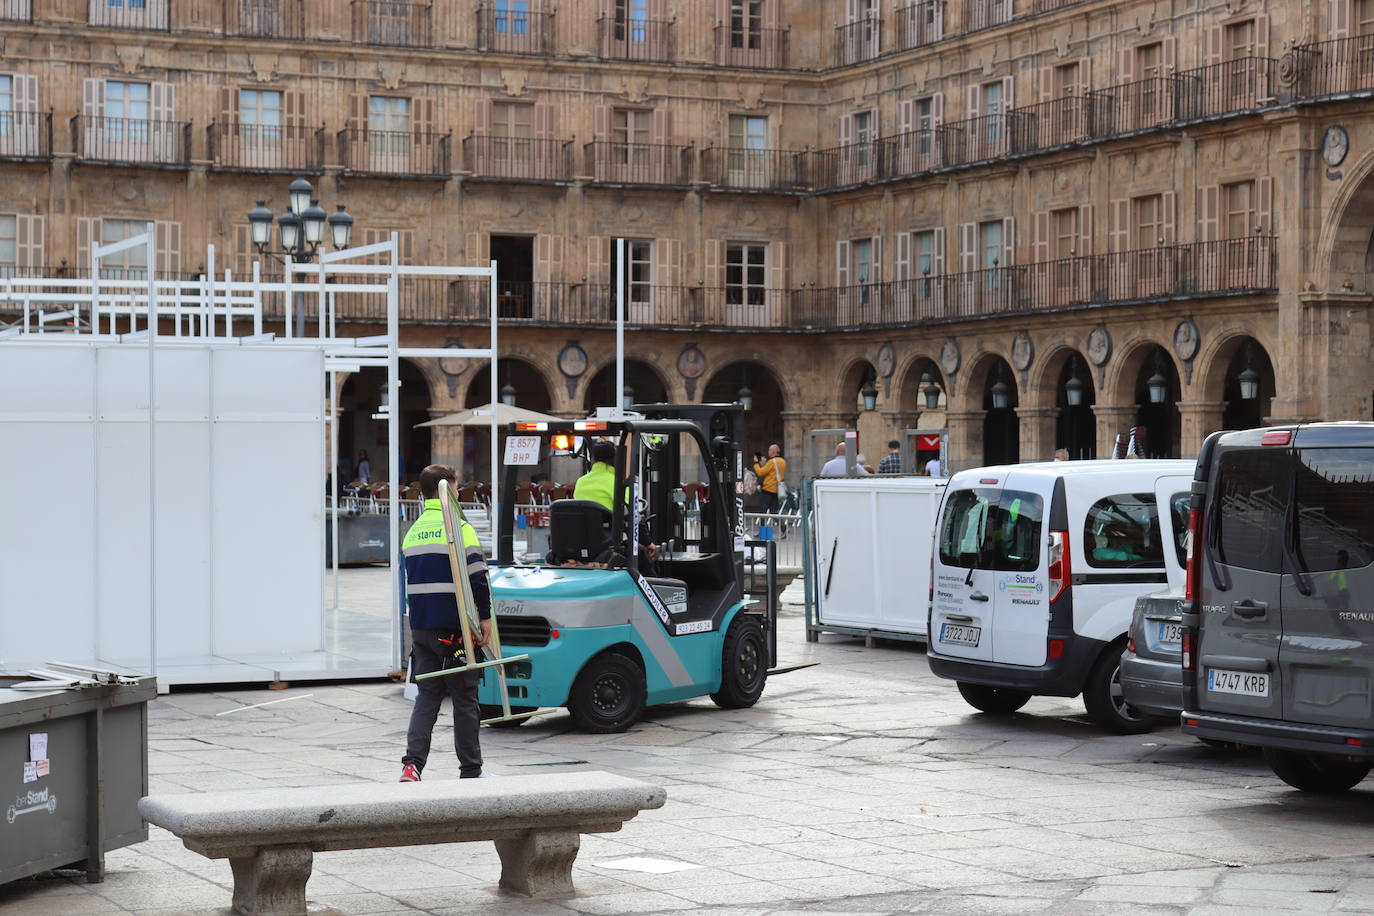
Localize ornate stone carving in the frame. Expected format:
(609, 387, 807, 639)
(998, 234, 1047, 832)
(1173, 317, 1200, 362)
(875, 342, 896, 379)
(677, 344, 706, 379)
(501, 69, 527, 97)
(940, 338, 961, 377)
(1010, 331, 1034, 372)
(1086, 324, 1112, 366)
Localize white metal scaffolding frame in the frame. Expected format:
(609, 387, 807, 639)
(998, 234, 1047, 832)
(0, 234, 500, 682)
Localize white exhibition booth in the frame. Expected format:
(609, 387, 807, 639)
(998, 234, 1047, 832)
(0, 228, 500, 686)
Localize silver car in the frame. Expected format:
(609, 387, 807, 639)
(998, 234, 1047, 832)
(1120, 592, 1186, 718)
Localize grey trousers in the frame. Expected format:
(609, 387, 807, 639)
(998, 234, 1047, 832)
(404, 628, 483, 777)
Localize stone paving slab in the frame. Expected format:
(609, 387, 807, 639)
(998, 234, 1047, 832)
(5, 569, 1374, 914)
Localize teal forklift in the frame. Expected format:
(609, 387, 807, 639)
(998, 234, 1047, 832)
(479, 410, 777, 732)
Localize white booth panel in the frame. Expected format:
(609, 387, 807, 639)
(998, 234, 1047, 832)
(94, 421, 154, 668)
(151, 421, 213, 660)
(0, 346, 96, 416)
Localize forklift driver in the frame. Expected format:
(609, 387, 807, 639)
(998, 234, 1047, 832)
(573, 440, 659, 574)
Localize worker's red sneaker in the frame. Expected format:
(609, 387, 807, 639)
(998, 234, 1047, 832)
(399, 763, 421, 783)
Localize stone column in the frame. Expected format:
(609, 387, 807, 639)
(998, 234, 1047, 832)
(1092, 405, 1138, 459)
(1016, 406, 1059, 463)
(1290, 293, 1374, 423)
(944, 409, 986, 474)
(1177, 400, 1226, 457)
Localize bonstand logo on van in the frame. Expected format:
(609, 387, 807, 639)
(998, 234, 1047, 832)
(998, 575, 1043, 594)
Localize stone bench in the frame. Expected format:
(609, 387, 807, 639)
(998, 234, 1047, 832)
(138, 771, 667, 915)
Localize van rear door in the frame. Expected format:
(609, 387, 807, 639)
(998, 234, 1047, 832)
(1197, 445, 1288, 719)
(1278, 441, 1374, 727)
(990, 471, 1048, 666)
(932, 484, 1000, 662)
(1155, 477, 1192, 596)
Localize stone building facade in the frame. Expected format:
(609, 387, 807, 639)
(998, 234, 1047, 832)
(1, 0, 1370, 477)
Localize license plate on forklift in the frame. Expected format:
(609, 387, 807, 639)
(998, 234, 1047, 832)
(1207, 668, 1270, 697)
(939, 623, 981, 647)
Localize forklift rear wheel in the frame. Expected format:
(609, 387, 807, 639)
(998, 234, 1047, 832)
(957, 682, 1031, 715)
(568, 652, 646, 733)
(479, 704, 536, 727)
(710, 615, 768, 709)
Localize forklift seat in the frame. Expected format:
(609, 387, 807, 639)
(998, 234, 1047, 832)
(548, 499, 614, 564)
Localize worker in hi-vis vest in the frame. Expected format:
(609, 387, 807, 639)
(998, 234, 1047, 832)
(399, 464, 491, 783)
(574, 440, 658, 574)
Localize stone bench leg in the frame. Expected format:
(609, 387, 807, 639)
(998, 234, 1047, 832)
(494, 829, 580, 898)
(229, 845, 314, 916)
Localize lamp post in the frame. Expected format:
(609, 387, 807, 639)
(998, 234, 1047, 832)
(990, 379, 1010, 411)
(861, 379, 878, 412)
(1238, 366, 1260, 401)
(501, 383, 517, 407)
(737, 385, 753, 412)
(1147, 369, 1168, 404)
(1065, 356, 1086, 407)
(246, 177, 354, 264)
(921, 372, 941, 410)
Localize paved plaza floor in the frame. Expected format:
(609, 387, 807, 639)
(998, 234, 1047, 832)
(4, 569, 1374, 915)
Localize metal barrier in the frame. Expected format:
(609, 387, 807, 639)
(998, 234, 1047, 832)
(744, 511, 803, 570)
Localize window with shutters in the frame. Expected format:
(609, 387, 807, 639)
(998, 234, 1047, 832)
(725, 242, 767, 307)
(980, 220, 1003, 291)
(0, 215, 15, 274)
(969, 0, 1009, 30)
(494, 0, 530, 34)
(726, 114, 769, 186)
(1053, 62, 1081, 97)
(616, 238, 653, 306)
(368, 96, 410, 170)
(912, 97, 934, 155)
(839, 0, 880, 64)
(239, 89, 282, 152)
(1134, 194, 1163, 248)
(1224, 181, 1256, 238)
(492, 101, 533, 164)
(976, 81, 1009, 157)
(728, 114, 767, 149)
(90, 0, 166, 29)
(853, 109, 875, 169)
(612, 108, 652, 173)
(99, 218, 150, 279)
(1225, 19, 1255, 58)
(852, 237, 874, 284)
(105, 81, 150, 143)
(913, 229, 938, 298)
(1136, 42, 1164, 122)
(730, 0, 764, 49)
(1051, 208, 1079, 259)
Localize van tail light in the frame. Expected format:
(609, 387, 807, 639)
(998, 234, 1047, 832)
(1126, 621, 1136, 655)
(1047, 530, 1069, 603)
(1185, 507, 1202, 603)
(1181, 629, 1195, 671)
(1048, 638, 1065, 659)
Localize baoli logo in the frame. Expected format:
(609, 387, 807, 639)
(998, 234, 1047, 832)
(7, 787, 57, 825)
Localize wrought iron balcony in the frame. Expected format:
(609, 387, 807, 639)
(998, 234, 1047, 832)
(1287, 36, 1374, 99)
(584, 141, 692, 186)
(597, 16, 673, 62)
(713, 25, 787, 69)
(463, 136, 572, 182)
(895, 1, 943, 50)
(1184, 57, 1280, 118)
(0, 111, 52, 161)
(476, 5, 554, 55)
(938, 111, 1033, 163)
(353, 0, 432, 48)
(1016, 94, 1103, 149)
(1032, 0, 1086, 10)
(834, 19, 881, 65)
(338, 127, 451, 178)
(224, 0, 305, 39)
(208, 121, 324, 173)
(964, 0, 1011, 31)
(0, 0, 31, 22)
(810, 140, 883, 188)
(71, 115, 190, 168)
(88, 0, 168, 30)
(698, 146, 809, 192)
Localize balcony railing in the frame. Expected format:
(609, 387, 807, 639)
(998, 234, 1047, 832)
(895, 1, 942, 50)
(699, 147, 809, 191)
(713, 25, 787, 69)
(477, 5, 553, 55)
(1017, 94, 1102, 149)
(1290, 36, 1374, 98)
(463, 136, 572, 181)
(208, 121, 324, 172)
(88, 0, 168, 30)
(224, 0, 305, 39)
(71, 116, 190, 167)
(811, 140, 883, 188)
(597, 16, 673, 62)
(834, 19, 881, 65)
(439, 280, 790, 329)
(0, 111, 52, 161)
(880, 128, 944, 176)
(584, 141, 692, 186)
(1089, 76, 1194, 134)
(938, 111, 1032, 163)
(965, 0, 1011, 31)
(353, 0, 432, 48)
(338, 127, 451, 178)
(0, 0, 31, 22)
(1183, 57, 1279, 118)
(1032, 0, 1086, 10)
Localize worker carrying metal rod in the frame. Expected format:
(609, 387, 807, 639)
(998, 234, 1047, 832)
(399, 464, 492, 782)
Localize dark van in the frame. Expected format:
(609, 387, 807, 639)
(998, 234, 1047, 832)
(1181, 423, 1374, 792)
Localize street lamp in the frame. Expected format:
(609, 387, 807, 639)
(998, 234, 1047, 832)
(247, 177, 353, 263)
(737, 385, 753, 411)
(1238, 366, 1260, 401)
(1147, 370, 1168, 404)
(990, 379, 1010, 410)
(921, 372, 941, 410)
(861, 379, 878, 412)
(501, 382, 517, 407)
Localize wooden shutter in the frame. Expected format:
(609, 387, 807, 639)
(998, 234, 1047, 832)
(899, 100, 913, 136)
(349, 93, 367, 129)
(586, 235, 608, 282)
(77, 217, 97, 272)
(233, 224, 253, 278)
(768, 240, 787, 291)
(838, 113, 853, 146)
(1117, 46, 1135, 84)
(652, 108, 672, 145)
(705, 238, 723, 286)
(1203, 27, 1223, 66)
(1197, 185, 1219, 241)
(1256, 177, 1273, 233)
(535, 234, 564, 282)
(1000, 217, 1014, 267)
(835, 239, 850, 286)
(16, 214, 43, 269)
(1078, 60, 1092, 95)
(414, 97, 435, 150)
(1161, 191, 1177, 244)
(1038, 67, 1054, 102)
(895, 231, 911, 280)
(965, 85, 981, 119)
(283, 89, 305, 130)
(1163, 37, 1177, 72)
(1109, 198, 1130, 251)
(931, 92, 944, 126)
(473, 98, 492, 135)
(1332, 0, 1352, 37)
(593, 105, 611, 140)
(1255, 15, 1271, 56)
(82, 78, 104, 116)
(593, 105, 611, 179)
(651, 109, 674, 182)
(931, 227, 946, 275)
(1033, 210, 1050, 263)
(1001, 76, 1015, 110)
(959, 222, 976, 272)
(14, 74, 37, 114)
(870, 235, 882, 283)
(654, 237, 680, 288)
(218, 86, 236, 124)
(1078, 204, 1093, 255)
(467, 231, 489, 265)
(398, 230, 415, 264)
(155, 220, 181, 275)
(534, 103, 557, 140)
(151, 81, 175, 122)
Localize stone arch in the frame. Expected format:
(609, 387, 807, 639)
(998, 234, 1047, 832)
(1110, 338, 1182, 458)
(1033, 344, 1097, 460)
(894, 351, 948, 412)
(464, 357, 555, 413)
(702, 360, 787, 463)
(964, 351, 1019, 465)
(834, 355, 880, 414)
(580, 358, 670, 412)
(957, 345, 1013, 406)
(1317, 147, 1374, 291)
(1107, 335, 1170, 407)
(338, 358, 433, 483)
(1197, 332, 1277, 431)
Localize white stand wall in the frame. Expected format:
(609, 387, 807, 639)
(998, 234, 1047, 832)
(0, 342, 324, 674)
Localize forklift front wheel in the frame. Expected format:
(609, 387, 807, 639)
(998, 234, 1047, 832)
(710, 615, 768, 709)
(567, 651, 646, 733)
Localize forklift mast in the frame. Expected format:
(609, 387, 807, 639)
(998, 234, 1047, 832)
(632, 403, 746, 539)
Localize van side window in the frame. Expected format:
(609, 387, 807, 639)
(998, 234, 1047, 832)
(1213, 449, 1289, 573)
(1294, 448, 1374, 572)
(1170, 492, 1190, 568)
(1083, 493, 1164, 568)
(938, 488, 1042, 571)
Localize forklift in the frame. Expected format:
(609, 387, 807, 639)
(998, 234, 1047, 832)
(480, 413, 776, 732)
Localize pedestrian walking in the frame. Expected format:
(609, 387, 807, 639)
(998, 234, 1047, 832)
(399, 464, 491, 782)
(924, 454, 942, 477)
(752, 444, 787, 513)
(820, 443, 868, 476)
(878, 440, 902, 474)
(1053, 448, 1070, 461)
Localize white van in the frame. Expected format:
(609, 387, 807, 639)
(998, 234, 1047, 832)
(927, 459, 1194, 733)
